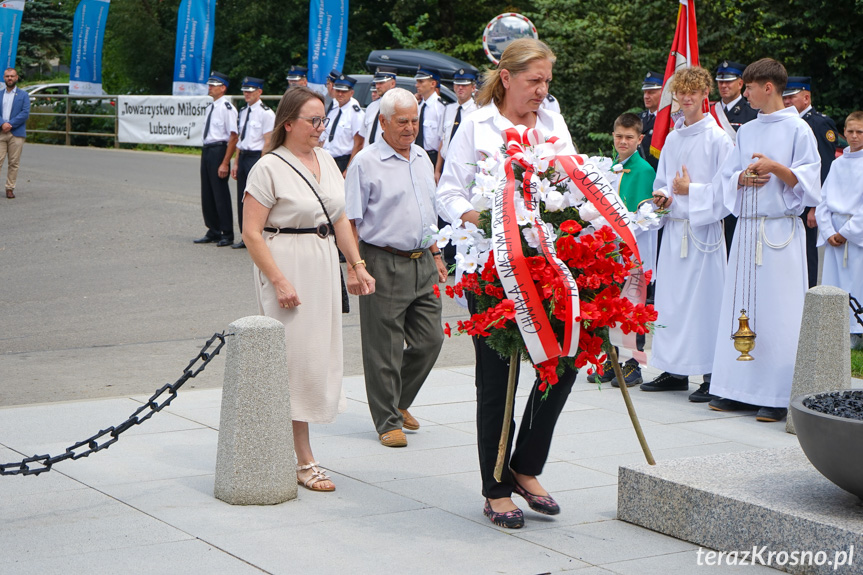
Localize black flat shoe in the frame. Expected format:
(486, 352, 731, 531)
(231, 240, 246, 249)
(193, 236, 217, 244)
(216, 238, 233, 247)
(483, 499, 524, 529)
(756, 407, 788, 422)
(513, 478, 560, 515)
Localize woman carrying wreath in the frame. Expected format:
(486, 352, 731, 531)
(242, 87, 375, 492)
(437, 39, 578, 529)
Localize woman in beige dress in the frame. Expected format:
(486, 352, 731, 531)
(242, 87, 375, 492)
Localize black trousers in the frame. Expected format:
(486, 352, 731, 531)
(469, 295, 577, 499)
(333, 154, 351, 173)
(200, 144, 233, 241)
(801, 211, 818, 288)
(723, 214, 737, 261)
(236, 150, 262, 233)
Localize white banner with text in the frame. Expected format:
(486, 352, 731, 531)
(118, 95, 212, 146)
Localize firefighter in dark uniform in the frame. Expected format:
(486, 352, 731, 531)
(711, 60, 759, 256)
(230, 76, 275, 249)
(712, 60, 758, 131)
(637, 71, 663, 171)
(783, 76, 842, 287)
(194, 72, 238, 247)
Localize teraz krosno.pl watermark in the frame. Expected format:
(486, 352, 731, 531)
(696, 545, 855, 570)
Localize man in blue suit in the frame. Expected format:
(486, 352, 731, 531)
(1, 68, 30, 199)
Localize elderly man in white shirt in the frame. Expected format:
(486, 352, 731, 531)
(345, 87, 448, 448)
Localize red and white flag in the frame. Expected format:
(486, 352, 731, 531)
(650, 0, 701, 159)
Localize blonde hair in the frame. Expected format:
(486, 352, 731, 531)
(476, 38, 556, 108)
(845, 111, 863, 125)
(669, 66, 713, 95)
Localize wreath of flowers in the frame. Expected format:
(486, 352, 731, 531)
(433, 128, 659, 396)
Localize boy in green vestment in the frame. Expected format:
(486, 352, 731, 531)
(588, 113, 657, 387)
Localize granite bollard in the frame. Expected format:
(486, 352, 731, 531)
(214, 316, 297, 505)
(787, 285, 852, 434)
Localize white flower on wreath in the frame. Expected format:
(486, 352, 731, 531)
(633, 202, 662, 231)
(451, 221, 479, 248)
(455, 251, 479, 274)
(544, 189, 567, 212)
(514, 197, 534, 226)
(476, 153, 502, 176)
(578, 202, 601, 223)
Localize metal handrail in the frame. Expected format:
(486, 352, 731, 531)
(24, 93, 285, 148)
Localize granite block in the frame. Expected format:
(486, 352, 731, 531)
(214, 316, 297, 505)
(618, 446, 863, 574)
(788, 285, 853, 434)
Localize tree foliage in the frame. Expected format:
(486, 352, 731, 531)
(17, 0, 72, 78)
(52, 0, 863, 149)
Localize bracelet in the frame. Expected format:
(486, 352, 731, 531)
(352, 259, 366, 269)
(432, 252, 442, 258)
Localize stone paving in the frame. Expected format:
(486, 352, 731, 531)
(3, 359, 828, 574)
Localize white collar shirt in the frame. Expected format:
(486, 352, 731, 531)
(344, 137, 438, 251)
(722, 94, 744, 111)
(436, 102, 576, 224)
(361, 99, 382, 146)
(202, 95, 238, 145)
(439, 98, 478, 159)
(2, 86, 17, 122)
(237, 99, 276, 151)
(798, 105, 813, 118)
(322, 97, 365, 157)
(417, 91, 445, 152)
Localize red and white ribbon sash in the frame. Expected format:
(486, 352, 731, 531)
(490, 126, 646, 365)
(491, 156, 564, 364)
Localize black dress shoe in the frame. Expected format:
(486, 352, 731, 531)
(640, 372, 689, 392)
(231, 240, 246, 249)
(755, 407, 788, 422)
(216, 238, 233, 247)
(708, 397, 758, 412)
(193, 236, 218, 244)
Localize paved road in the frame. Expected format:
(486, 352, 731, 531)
(0, 144, 473, 406)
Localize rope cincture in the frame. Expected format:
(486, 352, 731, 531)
(0, 332, 230, 477)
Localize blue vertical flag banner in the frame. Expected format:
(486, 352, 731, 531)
(307, 0, 348, 92)
(69, 0, 111, 96)
(0, 1, 25, 70)
(172, 0, 216, 96)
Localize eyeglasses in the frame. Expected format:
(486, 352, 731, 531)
(298, 116, 330, 129)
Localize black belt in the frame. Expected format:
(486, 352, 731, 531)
(239, 150, 262, 156)
(264, 223, 334, 239)
(366, 242, 427, 259)
(202, 142, 227, 149)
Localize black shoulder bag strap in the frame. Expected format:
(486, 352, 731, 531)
(268, 151, 350, 314)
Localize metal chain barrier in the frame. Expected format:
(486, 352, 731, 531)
(1, 332, 229, 477)
(851, 295, 863, 329)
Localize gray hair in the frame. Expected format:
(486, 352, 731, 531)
(379, 87, 418, 119)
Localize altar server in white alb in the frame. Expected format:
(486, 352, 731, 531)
(322, 74, 365, 175)
(816, 110, 863, 339)
(641, 67, 733, 402)
(708, 59, 821, 423)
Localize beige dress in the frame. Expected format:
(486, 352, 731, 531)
(245, 146, 347, 423)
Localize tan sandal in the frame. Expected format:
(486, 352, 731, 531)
(399, 409, 420, 431)
(296, 461, 335, 492)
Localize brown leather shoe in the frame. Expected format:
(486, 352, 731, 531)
(400, 408, 420, 431)
(5, 189, 14, 199)
(379, 429, 407, 447)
